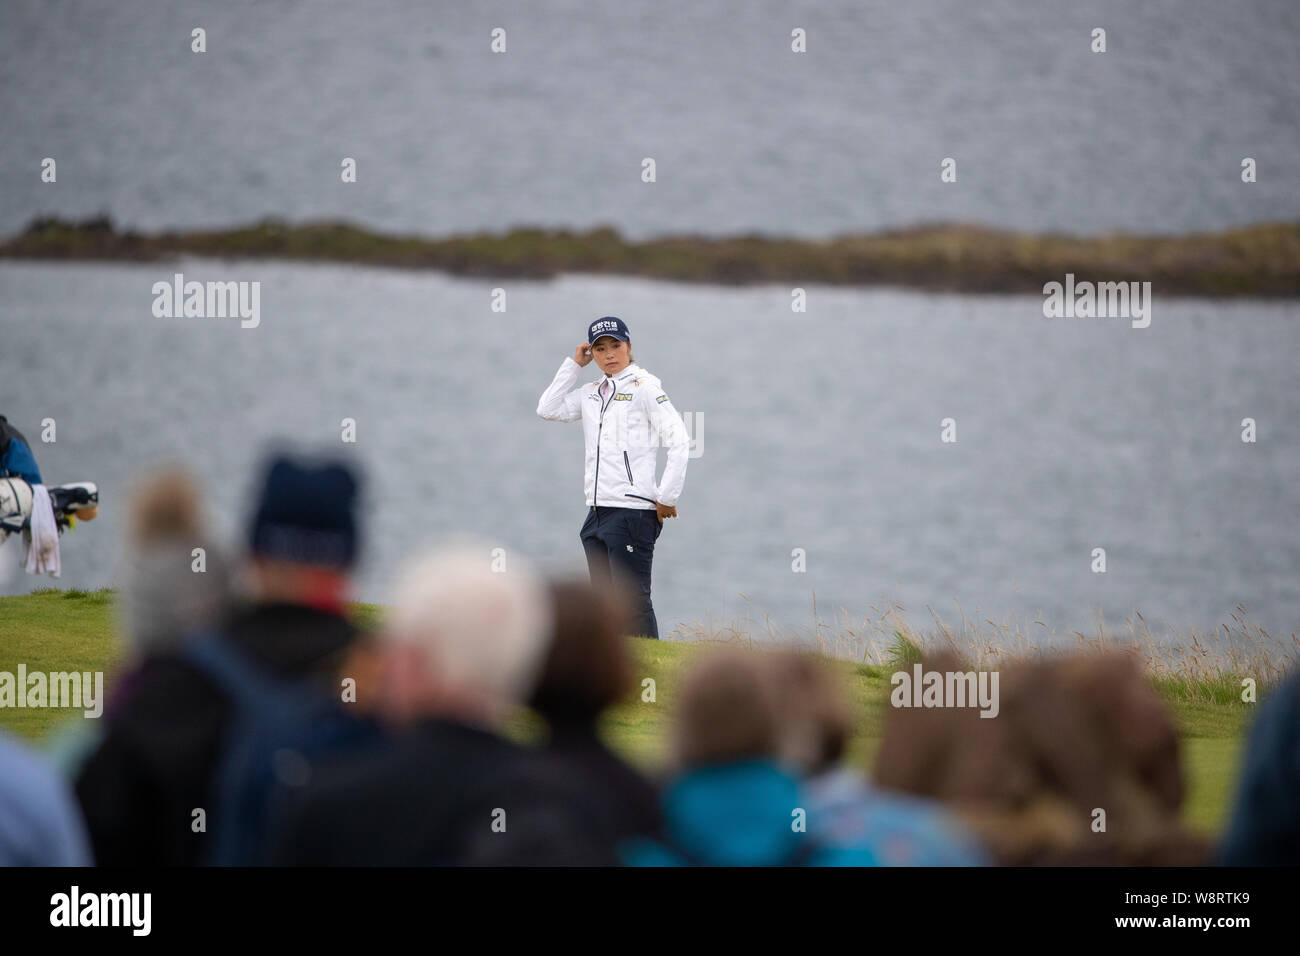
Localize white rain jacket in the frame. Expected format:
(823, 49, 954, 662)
(537, 357, 689, 509)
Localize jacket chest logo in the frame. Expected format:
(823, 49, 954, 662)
(613, 392, 633, 401)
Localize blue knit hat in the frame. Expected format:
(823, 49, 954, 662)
(248, 454, 361, 568)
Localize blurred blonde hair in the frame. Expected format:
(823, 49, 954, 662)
(127, 467, 203, 544)
(118, 466, 230, 657)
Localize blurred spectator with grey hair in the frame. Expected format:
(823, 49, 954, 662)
(273, 541, 593, 865)
(486, 576, 662, 865)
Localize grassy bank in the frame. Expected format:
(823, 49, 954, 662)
(5, 215, 1300, 296)
(0, 588, 1269, 836)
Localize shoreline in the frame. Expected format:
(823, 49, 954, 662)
(4, 215, 1299, 297)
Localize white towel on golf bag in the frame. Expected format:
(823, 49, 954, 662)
(23, 484, 61, 577)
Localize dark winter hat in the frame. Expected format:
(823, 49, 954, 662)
(248, 454, 361, 568)
(587, 316, 630, 345)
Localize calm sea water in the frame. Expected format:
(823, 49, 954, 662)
(2, 259, 1298, 647)
(1, 0, 1298, 239)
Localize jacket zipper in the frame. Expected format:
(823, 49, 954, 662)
(623, 450, 634, 485)
(592, 382, 615, 506)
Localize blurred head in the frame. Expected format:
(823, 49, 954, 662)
(245, 453, 361, 608)
(529, 576, 636, 728)
(672, 647, 783, 770)
(380, 542, 553, 728)
(769, 650, 855, 775)
(118, 467, 230, 657)
(873, 651, 1201, 865)
(128, 466, 203, 544)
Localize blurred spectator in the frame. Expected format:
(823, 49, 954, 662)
(623, 647, 876, 866)
(1219, 669, 1300, 865)
(46, 468, 233, 781)
(115, 467, 232, 662)
(272, 541, 586, 865)
(75, 452, 366, 865)
(0, 730, 90, 865)
(874, 651, 1207, 865)
(770, 650, 988, 865)
(502, 576, 661, 864)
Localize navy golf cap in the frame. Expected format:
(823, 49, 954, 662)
(587, 316, 630, 344)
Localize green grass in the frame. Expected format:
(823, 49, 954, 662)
(0, 589, 1261, 836)
(0, 589, 120, 740)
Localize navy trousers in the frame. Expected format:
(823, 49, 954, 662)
(581, 505, 663, 639)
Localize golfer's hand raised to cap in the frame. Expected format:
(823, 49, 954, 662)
(574, 342, 594, 367)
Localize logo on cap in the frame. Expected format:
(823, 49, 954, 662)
(588, 316, 629, 341)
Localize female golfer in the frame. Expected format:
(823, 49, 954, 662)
(537, 316, 689, 640)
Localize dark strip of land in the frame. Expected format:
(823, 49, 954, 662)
(4, 215, 1299, 296)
